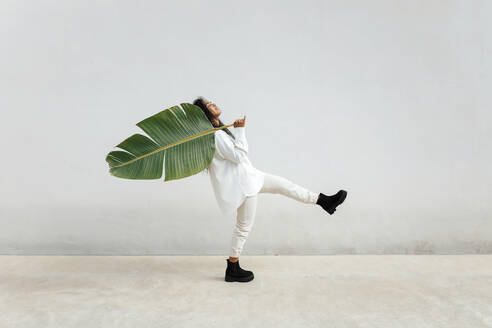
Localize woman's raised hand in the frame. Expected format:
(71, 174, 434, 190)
(233, 115, 246, 128)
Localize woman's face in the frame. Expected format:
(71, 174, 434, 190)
(203, 99, 222, 119)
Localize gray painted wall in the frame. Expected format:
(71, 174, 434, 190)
(1, 0, 491, 255)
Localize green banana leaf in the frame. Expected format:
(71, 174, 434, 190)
(105, 103, 233, 181)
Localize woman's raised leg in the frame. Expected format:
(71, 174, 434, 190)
(259, 172, 319, 204)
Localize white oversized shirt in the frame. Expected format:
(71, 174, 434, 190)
(208, 126, 265, 215)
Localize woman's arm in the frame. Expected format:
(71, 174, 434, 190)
(215, 127, 248, 164)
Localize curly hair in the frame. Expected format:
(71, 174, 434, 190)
(192, 97, 235, 140)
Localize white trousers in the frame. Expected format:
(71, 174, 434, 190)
(229, 172, 319, 258)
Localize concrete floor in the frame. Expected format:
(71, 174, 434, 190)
(1, 256, 491, 327)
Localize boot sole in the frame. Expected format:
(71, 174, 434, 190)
(328, 190, 347, 215)
(225, 273, 254, 282)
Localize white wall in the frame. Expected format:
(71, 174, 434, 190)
(1, 0, 491, 255)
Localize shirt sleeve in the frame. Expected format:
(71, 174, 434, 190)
(214, 127, 249, 164)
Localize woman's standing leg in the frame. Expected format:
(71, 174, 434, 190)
(259, 172, 319, 204)
(229, 194, 258, 260)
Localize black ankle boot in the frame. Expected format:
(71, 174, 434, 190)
(225, 259, 254, 282)
(316, 190, 347, 215)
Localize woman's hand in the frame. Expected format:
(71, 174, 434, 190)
(233, 115, 246, 128)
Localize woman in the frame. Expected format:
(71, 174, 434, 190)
(193, 97, 348, 283)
